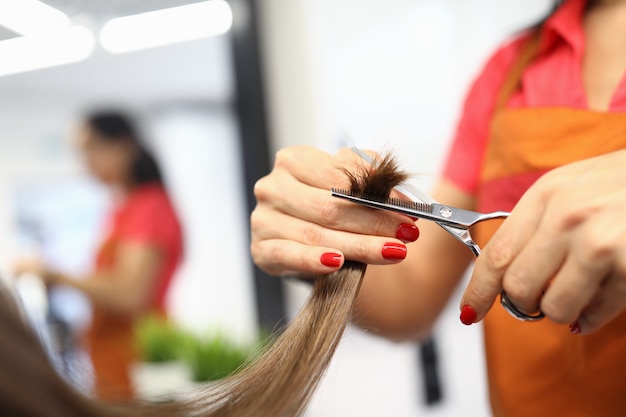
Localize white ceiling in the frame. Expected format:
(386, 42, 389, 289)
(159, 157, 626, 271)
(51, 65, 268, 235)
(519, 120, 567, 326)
(0, 0, 209, 40)
(0, 0, 234, 115)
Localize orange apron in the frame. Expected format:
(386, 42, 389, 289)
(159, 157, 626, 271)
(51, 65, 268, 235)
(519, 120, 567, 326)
(86, 235, 135, 402)
(474, 36, 626, 416)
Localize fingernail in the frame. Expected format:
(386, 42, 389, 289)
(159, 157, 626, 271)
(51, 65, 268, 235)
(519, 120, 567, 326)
(396, 224, 419, 242)
(320, 252, 342, 267)
(382, 242, 407, 260)
(569, 321, 581, 335)
(460, 304, 477, 325)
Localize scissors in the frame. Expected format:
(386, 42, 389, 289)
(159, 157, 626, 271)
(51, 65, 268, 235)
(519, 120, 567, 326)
(330, 147, 545, 322)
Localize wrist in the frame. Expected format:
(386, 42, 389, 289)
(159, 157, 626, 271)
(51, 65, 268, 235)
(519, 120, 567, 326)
(42, 270, 65, 286)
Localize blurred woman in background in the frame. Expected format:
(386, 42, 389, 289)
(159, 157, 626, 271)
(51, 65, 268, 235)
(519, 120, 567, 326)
(16, 111, 184, 402)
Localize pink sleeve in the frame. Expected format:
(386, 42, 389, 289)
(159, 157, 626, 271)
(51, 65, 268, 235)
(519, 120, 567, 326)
(442, 36, 527, 194)
(119, 191, 171, 248)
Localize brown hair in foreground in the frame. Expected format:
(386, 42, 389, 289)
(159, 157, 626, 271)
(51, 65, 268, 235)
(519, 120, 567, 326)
(0, 154, 407, 417)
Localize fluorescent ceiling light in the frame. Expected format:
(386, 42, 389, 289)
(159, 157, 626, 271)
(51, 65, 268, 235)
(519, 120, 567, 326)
(100, 0, 233, 54)
(0, 26, 95, 77)
(0, 0, 71, 36)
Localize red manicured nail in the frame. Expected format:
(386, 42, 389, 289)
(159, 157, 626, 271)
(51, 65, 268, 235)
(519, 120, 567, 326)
(382, 242, 407, 260)
(460, 304, 477, 325)
(396, 223, 419, 242)
(569, 321, 581, 335)
(320, 252, 342, 267)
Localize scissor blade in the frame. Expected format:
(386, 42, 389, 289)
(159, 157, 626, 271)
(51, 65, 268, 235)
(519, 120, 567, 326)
(331, 188, 458, 227)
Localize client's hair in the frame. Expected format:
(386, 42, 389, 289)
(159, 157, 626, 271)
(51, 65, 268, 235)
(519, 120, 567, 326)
(0, 155, 407, 417)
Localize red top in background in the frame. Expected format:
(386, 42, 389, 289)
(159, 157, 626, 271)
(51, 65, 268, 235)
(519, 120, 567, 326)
(89, 183, 183, 401)
(97, 183, 183, 312)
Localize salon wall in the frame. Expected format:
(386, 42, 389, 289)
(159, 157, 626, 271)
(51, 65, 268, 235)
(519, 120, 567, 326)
(258, 1, 553, 416)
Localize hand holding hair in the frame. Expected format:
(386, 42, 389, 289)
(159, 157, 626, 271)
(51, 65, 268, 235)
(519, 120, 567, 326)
(251, 146, 418, 277)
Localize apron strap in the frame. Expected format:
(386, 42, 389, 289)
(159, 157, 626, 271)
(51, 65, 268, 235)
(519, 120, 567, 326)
(494, 31, 542, 111)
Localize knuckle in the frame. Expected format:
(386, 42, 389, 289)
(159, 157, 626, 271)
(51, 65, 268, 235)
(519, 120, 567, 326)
(370, 212, 394, 236)
(356, 238, 374, 261)
(273, 148, 292, 169)
(301, 223, 325, 246)
(250, 242, 279, 275)
(315, 197, 342, 227)
(346, 237, 373, 262)
(556, 207, 587, 230)
(502, 273, 533, 305)
(580, 227, 614, 261)
(540, 299, 573, 324)
(328, 166, 352, 189)
(253, 177, 271, 202)
(334, 147, 355, 160)
(274, 146, 308, 170)
(483, 236, 514, 272)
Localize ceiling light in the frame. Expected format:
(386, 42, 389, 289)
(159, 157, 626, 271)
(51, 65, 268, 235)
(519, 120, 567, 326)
(0, 0, 71, 36)
(0, 26, 95, 77)
(100, 0, 233, 54)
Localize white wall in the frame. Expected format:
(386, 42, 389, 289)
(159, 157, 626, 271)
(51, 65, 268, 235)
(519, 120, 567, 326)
(258, 1, 553, 416)
(147, 106, 256, 342)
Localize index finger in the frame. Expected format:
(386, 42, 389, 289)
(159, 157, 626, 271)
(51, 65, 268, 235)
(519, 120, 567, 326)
(460, 184, 547, 324)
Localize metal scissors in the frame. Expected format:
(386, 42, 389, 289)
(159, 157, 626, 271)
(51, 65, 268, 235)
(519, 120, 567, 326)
(330, 147, 544, 322)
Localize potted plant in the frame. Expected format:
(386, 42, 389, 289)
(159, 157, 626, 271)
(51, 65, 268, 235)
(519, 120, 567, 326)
(132, 315, 194, 400)
(180, 331, 257, 383)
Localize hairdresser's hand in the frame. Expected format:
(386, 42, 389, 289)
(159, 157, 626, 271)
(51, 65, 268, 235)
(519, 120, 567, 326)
(251, 146, 419, 277)
(14, 257, 60, 287)
(14, 258, 46, 280)
(461, 149, 626, 335)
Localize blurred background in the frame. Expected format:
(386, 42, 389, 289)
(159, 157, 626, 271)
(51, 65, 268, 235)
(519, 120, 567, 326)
(1, 0, 552, 416)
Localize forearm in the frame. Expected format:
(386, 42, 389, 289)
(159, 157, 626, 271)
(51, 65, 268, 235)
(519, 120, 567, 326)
(50, 271, 149, 316)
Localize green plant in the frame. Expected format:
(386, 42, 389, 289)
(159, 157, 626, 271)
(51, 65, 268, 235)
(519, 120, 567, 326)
(135, 315, 273, 382)
(135, 315, 187, 363)
(181, 332, 257, 382)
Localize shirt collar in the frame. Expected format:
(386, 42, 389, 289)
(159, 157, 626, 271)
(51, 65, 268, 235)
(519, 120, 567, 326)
(539, 0, 588, 58)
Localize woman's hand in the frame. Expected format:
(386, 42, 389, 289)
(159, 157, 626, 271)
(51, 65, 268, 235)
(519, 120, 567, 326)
(13, 258, 59, 286)
(251, 146, 419, 277)
(461, 149, 626, 335)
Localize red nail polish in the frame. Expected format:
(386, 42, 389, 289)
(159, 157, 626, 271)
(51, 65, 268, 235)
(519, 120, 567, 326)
(382, 243, 407, 260)
(460, 304, 477, 325)
(320, 252, 342, 267)
(396, 224, 419, 242)
(569, 321, 581, 335)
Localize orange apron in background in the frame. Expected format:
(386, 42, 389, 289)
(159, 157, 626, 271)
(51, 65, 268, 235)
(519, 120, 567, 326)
(86, 237, 136, 402)
(474, 37, 626, 417)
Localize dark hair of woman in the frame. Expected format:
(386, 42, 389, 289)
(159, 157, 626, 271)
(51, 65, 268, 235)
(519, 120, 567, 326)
(85, 111, 164, 186)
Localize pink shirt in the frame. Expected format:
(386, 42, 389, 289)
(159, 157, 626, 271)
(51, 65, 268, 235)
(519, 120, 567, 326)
(442, 0, 626, 194)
